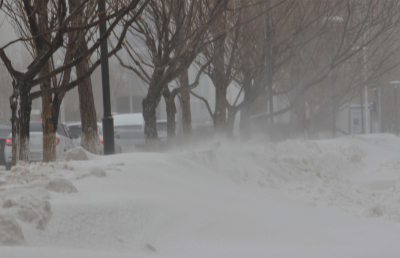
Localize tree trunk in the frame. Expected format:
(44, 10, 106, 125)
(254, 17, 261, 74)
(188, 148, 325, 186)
(142, 69, 165, 148)
(210, 30, 228, 134)
(238, 77, 253, 142)
(76, 43, 102, 154)
(67, 0, 101, 154)
(265, 0, 274, 140)
(142, 79, 164, 148)
(179, 71, 192, 141)
(214, 85, 227, 133)
(226, 107, 238, 138)
(163, 87, 177, 142)
(10, 81, 32, 165)
(41, 61, 57, 162)
(239, 105, 251, 141)
(36, 0, 57, 162)
(142, 96, 159, 148)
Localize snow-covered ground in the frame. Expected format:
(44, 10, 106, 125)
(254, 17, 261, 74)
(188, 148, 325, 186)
(1, 134, 400, 257)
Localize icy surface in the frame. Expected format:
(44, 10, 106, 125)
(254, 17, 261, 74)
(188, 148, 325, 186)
(1, 134, 400, 257)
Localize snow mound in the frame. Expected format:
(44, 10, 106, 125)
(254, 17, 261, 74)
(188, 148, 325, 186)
(0, 215, 25, 245)
(46, 179, 78, 193)
(183, 138, 365, 190)
(0, 158, 109, 245)
(2, 134, 400, 256)
(59, 147, 89, 161)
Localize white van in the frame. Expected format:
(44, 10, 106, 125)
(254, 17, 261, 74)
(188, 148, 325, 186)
(113, 113, 144, 131)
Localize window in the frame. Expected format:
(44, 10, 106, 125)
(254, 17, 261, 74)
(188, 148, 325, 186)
(67, 126, 82, 139)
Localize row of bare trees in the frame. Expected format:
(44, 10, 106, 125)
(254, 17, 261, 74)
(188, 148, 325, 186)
(118, 0, 400, 144)
(1, 0, 400, 164)
(0, 0, 148, 165)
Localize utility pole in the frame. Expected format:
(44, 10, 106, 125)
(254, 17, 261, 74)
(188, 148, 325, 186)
(360, 87, 364, 134)
(396, 86, 398, 136)
(377, 87, 382, 133)
(331, 73, 336, 138)
(363, 45, 369, 134)
(98, 0, 115, 154)
(390, 81, 400, 136)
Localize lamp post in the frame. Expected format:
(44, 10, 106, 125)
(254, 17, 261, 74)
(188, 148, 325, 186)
(390, 81, 400, 136)
(98, 0, 115, 154)
(363, 46, 369, 134)
(374, 87, 382, 133)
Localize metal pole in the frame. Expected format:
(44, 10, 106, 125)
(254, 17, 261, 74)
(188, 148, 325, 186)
(390, 81, 400, 136)
(332, 73, 336, 138)
(364, 47, 369, 134)
(98, 0, 115, 154)
(360, 88, 364, 134)
(129, 83, 133, 113)
(378, 86, 382, 133)
(394, 84, 399, 136)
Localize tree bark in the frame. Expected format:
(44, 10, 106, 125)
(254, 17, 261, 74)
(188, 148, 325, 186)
(41, 61, 57, 162)
(179, 71, 192, 141)
(37, 0, 57, 162)
(265, 0, 274, 140)
(76, 43, 102, 154)
(67, 0, 101, 154)
(142, 67, 165, 148)
(10, 80, 32, 165)
(226, 107, 238, 138)
(163, 87, 177, 142)
(142, 97, 159, 148)
(214, 85, 227, 133)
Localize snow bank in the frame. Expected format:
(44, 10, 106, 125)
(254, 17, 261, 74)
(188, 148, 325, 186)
(183, 137, 365, 190)
(1, 134, 400, 257)
(0, 156, 109, 246)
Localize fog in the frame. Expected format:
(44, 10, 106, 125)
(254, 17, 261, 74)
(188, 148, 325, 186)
(2, 1, 400, 257)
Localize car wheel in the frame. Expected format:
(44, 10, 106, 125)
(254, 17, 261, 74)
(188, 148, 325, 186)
(5, 163, 12, 171)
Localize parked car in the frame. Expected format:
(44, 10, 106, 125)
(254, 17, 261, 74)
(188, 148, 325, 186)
(0, 125, 11, 170)
(4, 122, 75, 170)
(114, 130, 146, 152)
(156, 120, 168, 142)
(113, 113, 144, 131)
(65, 122, 122, 153)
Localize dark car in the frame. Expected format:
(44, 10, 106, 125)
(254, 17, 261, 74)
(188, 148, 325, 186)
(0, 125, 11, 169)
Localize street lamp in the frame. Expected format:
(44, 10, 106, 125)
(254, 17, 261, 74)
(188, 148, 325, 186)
(351, 45, 368, 134)
(98, 0, 115, 154)
(390, 81, 400, 136)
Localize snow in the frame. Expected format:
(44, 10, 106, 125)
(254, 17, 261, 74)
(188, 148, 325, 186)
(1, 134, 400, 257)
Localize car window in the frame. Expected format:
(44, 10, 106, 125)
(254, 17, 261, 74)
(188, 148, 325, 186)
(60, 125, 71, 139)
(57, 125, 66, 137)
(67, 126, 82, 139)
(65, 127, 73, 139)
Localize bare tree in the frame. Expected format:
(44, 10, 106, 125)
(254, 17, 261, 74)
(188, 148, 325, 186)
(0, 0, 147, 165)
(207, 0, 400, 140)
(115, 0, 226, 147)
(68, 0, 101, 154)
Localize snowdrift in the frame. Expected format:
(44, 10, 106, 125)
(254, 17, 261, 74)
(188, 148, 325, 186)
(1, 134, 400, 257)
